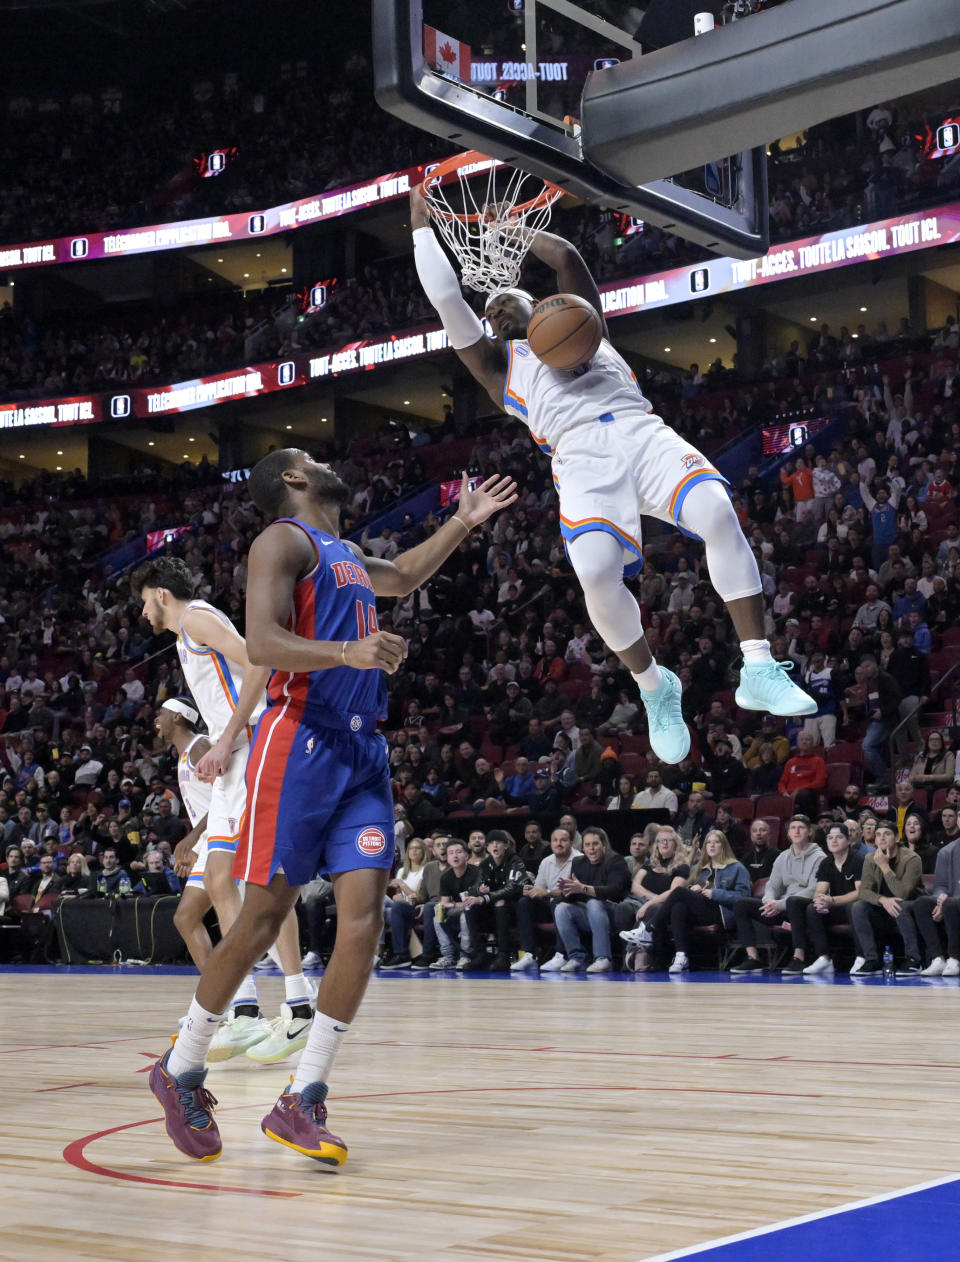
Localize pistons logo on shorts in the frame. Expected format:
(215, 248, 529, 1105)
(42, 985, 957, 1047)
(681, 453, 705, 471)
(356, 827, 387, 857)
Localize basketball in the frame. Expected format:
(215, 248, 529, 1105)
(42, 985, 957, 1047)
(526, 293, 604, 370)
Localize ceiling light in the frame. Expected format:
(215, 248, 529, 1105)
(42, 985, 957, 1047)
(281, 267, 287, 273)
(860, 306, 867, 312)
(809, 317, 817, 322)
(183, 454, 189, 459)
(188, 437, 195, 442)
(18, 453, 24, 459)
(851, 333, 859, 338)
(217, 258, 223, 263)
(403, 400, 410, 405)
(148, 441, 155, 447)
(56, 450, 63, 455)
(56, 466, 62, 471)
(285, 424, 292, 430)
(243, 273, 249, 278)
(256, 252, 261, 257)
(321, 417, 328, 423)
(663, 347, 671, 353)
(709, 337, 716, 344)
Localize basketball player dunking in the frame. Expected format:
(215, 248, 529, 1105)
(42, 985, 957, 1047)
(410, 185, 815, 763)
(135, 558, 317, 1063)
(147, 450, 516, 1164)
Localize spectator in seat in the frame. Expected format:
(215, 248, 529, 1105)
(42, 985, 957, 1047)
(749, 743, 784, 796)
(512, 826, 580, 972)
(550, 826, 630, 973)
(905, 832, 960, 976)
(782, 822, 865, 975)
(778, 730, 828, 819)
(713, 804, 747, 858)
(379, 838, 431, 969)
(517, 717, 553, 762)
(802, 652, 838, 750)
(406, 836, 450, 970)
(853, 584, 892, 633)
(632, 768, 679, 818)
(780, 458, 815, 521)
(927, 806, 960, 870)
(858, 656, 902, 786)
(58, 852, 94, 900)
(132, 849, 181, 896)
(907, 610, 932, 656)
(73, 744, 104, 788)
(742, 715, 790, 769)
(597, 689, 639, 738)
(571, 726, 602, 789)
(703, 737, 747, 802)
(606, 774, 637, 811)
(95, 847, 129, 896)
(910, 731, 954, 795)
(647, 829, 751, 973)
(517, 821, 549, 877)
(890, 630, 931, 755)
(730, 815, 825, 973)
(402, 781, 445, 828)
(891, 779, 928, 837)
(526, 766, 562, 814)
(625, 832, 650, 876)
(849, 821, 925, 975)
(495, 755, 535, 807)
(860, 482, 901, 569)
(434, 838, 487, 970)
(742, 818, 777, 882)
(615, 827, 691, 949)
(676, 789, 711, 849)
(459, 831, 527, 971)
(491, 680, 533, 743)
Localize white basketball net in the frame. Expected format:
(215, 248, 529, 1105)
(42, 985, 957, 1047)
(424, 157, 563, 293)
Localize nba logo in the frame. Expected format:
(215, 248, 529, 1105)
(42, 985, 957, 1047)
(248, 213, 265, 234)
(71, 238, 89, 258)
(789, 423, 808, 447)
(208, 150, 225, 173)
(277, 361, 295, 385)
(310, 284, 327, 309)
(689, 267, 710, 294)
(424, 162, 441, 190)
(110, 395, 131, 418)
(305, 737, 315, 755)
(594, 57, 620, 70)
(938, 123, 960, 152)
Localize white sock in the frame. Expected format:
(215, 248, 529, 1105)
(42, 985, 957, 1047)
(740, 639, 773, 665)
(168, 996, 227, 1076)
(291, 1011, 349, 1094)
(231, 973, 259, 1009)
(633, 663, 664, 692)
(284, 972, 313, 1007)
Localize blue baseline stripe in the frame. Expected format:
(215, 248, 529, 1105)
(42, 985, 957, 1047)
(641, 1176, 960, 1262)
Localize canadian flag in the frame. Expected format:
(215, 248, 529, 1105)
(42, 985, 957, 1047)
(423, 25, 471, 81)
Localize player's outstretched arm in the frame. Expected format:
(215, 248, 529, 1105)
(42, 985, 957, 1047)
(246, 523, 407, 675)
(356, 471, 517, 598)
(527, 230, 608, 333)
(410, 186, 507, 404)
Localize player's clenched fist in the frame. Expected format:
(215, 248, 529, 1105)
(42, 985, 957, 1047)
(343, 631, 408, 674)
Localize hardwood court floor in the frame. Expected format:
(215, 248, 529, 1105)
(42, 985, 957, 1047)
(2, 968, 959, 1262)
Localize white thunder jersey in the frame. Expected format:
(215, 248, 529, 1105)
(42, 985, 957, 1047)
(501, 335, 724, 574)
(176, 599, 266, 743)
(177, 734, 213, 829)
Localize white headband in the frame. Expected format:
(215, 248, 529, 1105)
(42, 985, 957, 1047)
(161, 698, 199, 726)
(484, 287, 535, 311)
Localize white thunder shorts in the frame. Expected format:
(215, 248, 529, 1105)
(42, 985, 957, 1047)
(551, 411, 727, 576)
(205, 738, 251, 858)
(185, 830, 210, 888)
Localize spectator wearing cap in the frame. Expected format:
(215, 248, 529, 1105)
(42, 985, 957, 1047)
(459, 831, 528, 971)
(849, 821, 925, 975)
(526, 765, 561, 814)
(667, 571, 695, 614)
(730, 815, 825, 973)
(784, 822, 864, 975)
(26, 803, 57, 847)
(73, 744, 104, 788)
(702, 737, 747, 802)
(491, 680, 533, 743)
(778, 730, 828, 819)
(801, 651, 838, 751)
(143, 776, 181, 817)
(889, 629, 931, 756)
(494, 756, 535, 807)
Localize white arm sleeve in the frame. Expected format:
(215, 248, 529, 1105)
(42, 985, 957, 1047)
(413, 226, 485, 350)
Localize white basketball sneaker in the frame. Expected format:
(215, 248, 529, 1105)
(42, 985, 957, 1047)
(942, 958, 960, 977)
(920, 957, 945, 977)
(245, 1004, 313, 1063)
(207, 1013, 272, 1062)
(586, 956, 612, 973)
(510, 951, 538, 971)
(540, 952, 566, 972)
(802, 955, 835, 976)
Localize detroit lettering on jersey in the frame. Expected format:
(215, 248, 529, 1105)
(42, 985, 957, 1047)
(268, 518, 386, 719)
(502, 336, 654, 456)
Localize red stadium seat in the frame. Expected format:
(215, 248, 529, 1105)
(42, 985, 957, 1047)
(932, 789, 951, 812)
(755, 795, 793, 821)
(619, 735, 650, 755)
(721, 797, 756, 823)
(618, 752, 647, 779)
(825, 763, 852, 797)
(825, 742, 864, 766)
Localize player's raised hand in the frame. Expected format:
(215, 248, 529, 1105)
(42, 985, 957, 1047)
(344, 631, 408, 675)
(409, 183, 431, 230)
(455, 470, 518, 529)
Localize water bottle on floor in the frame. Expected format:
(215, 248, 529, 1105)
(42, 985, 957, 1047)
(882, 945, 894, 981)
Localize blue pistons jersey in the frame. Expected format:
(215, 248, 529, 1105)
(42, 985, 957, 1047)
(266, 518, 386, 722)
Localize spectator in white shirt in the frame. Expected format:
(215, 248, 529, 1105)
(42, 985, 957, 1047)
(73, 745, 105, 788)
(667, 572, 695, 613)
(121, 669, 145, 704)
(632, 769, 679, 819)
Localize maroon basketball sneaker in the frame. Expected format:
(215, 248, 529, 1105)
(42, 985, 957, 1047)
(149, 1049, 222, 1162)
(261, 1081, 347, 1166)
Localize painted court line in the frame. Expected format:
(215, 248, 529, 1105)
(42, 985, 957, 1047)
(638, 1172, 960, 1261)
